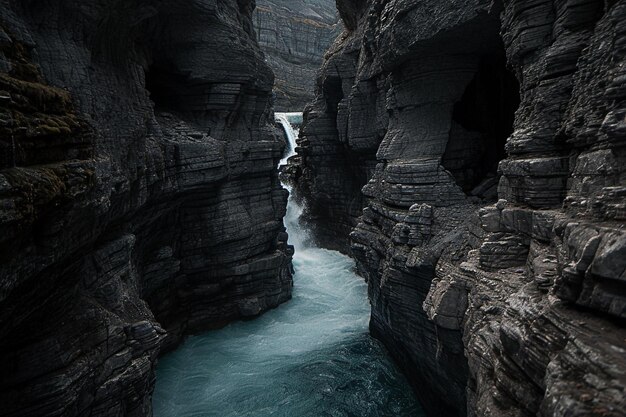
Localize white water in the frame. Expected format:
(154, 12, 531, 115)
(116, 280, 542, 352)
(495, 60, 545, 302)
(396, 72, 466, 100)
(152, 113, 423, 417)
(275, 112, 300, 166)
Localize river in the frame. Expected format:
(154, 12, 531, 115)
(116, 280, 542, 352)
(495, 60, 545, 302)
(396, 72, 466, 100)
(152, 112, 423, 417)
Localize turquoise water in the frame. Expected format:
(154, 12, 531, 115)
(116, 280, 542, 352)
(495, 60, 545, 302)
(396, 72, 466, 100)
(152, 114, 423, 417)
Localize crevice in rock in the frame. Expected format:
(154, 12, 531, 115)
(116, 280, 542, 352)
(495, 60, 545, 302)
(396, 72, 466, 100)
(323, 75, 344, 114)
(442, 53, 520, 200)
(145, 62, 185, 114)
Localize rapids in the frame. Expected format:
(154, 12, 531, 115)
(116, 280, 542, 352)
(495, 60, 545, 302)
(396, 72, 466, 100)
(152, 113, 424, 417)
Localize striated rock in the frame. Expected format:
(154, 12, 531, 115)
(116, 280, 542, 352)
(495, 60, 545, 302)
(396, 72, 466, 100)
(253, 0, 341, 111)
(290, 0, 626, 416)
(0, 1, 292, 416)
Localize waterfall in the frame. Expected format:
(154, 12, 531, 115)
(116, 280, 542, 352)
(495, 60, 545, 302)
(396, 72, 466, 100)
(153, 113, 423, 417)
(275, 112, 301, 166)
(275, 112, 308, 249)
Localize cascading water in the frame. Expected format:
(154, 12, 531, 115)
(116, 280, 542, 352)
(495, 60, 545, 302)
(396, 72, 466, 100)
(152, 113, 424, 417)
(275, 112, 301, 166)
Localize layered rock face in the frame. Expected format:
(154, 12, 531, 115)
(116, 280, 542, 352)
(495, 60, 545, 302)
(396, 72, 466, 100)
(253, 0, 340, 111)
(290, 0, 626, 416)
(0, 1, 292, 416)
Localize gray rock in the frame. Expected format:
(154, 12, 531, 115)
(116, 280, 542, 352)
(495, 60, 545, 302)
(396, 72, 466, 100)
(253, 0, 341, 111)
(0, 1, 292, 415)
(289, 0, 626, 416)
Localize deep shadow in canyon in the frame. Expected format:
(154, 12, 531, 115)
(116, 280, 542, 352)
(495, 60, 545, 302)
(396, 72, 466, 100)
(443, 53, 520, 198)
(0, 0, 625, 417)
(144, 63, 184, 114)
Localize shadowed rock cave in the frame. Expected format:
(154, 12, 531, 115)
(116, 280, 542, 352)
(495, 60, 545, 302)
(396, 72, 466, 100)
(323, 75, 344, 114)
(442, 54, 520, 200)
(145, 62, 187, 113)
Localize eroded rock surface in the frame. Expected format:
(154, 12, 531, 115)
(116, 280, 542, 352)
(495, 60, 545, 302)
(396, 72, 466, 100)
(289, 0, 626, 416)
(254, 0, 341, 111)
(0, 1, 292, 415)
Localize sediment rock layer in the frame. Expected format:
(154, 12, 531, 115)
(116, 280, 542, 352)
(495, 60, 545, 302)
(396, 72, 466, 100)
(254, 0, 340, 111)
(290, 0, 626, 416)
(0, 1, 292, 415)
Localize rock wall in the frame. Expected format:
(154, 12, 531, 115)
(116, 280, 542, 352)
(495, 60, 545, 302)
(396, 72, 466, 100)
(0, 1, 292, 416)
(253, 0, 340, 111)
(289, 0, 626, 416)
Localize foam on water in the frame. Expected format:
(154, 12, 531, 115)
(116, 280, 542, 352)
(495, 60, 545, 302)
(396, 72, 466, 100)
(152, 113, 424, 417)
(275, 112, 299, 167)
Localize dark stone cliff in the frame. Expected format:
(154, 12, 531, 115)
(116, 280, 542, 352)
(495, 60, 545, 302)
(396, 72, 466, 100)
(0, 0, 292, 415)
(253, 0, 340, 111)
(289, 0, 626, 416)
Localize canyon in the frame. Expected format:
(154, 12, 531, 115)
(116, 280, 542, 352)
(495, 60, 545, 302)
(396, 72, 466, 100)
(153, 118, 422, 416)
(0, 0, 624, 416)
(254, 0, 341, 111)
(288, 0, 626, 416)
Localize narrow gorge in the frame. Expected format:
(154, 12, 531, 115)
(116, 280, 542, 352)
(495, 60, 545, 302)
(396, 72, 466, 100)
(153, 116, 422, 416)
(0, 0, 624, 417)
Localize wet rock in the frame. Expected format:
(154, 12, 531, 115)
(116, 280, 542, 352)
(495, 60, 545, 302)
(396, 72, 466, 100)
(0, 0, 292, 415)
(291, 0, 626, 416)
